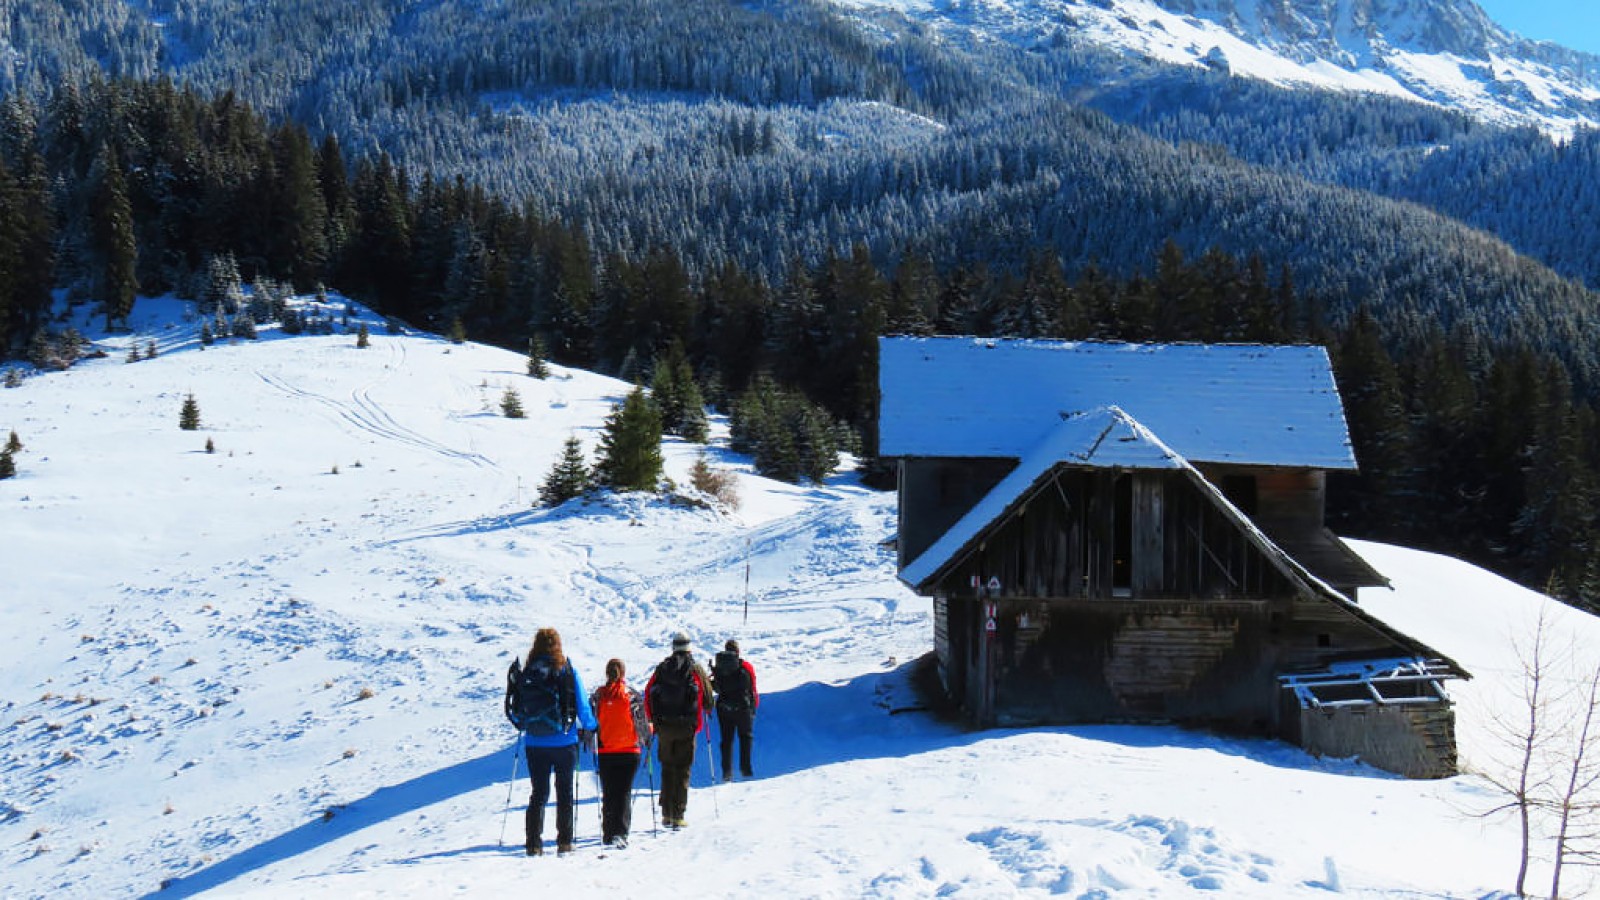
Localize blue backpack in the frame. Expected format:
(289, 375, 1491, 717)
(505, 656, 575, 736)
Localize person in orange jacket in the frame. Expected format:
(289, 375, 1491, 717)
(589, 658, 650, 848)
(643, 632, 712, 829)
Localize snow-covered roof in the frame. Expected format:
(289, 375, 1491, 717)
(878, 337, 1356, 470)
(900, 407, 1182, 588)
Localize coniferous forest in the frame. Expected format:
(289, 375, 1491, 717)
(5, 1, 1600, 611)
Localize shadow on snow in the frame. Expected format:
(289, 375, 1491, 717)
(148, 661, 1391, 895)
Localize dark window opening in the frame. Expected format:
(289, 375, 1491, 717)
(1221, 474, 1258, 516)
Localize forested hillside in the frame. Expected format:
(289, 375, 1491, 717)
(5, 2, 1600, 606)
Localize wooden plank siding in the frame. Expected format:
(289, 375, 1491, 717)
(930, 468, 1300, 603)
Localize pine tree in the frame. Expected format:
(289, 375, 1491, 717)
(93, 145, 138, 331)
(199, 320, 215, 346)
(595, 386, 664, 493)
(500, 386, 526, 419)
(650, 341, 708, 443)
(146, 340, 157, 359)
(180, 394, 201, 431)
(5, 430, 20, 454)
(527, 335, 550, 379)
(205, 436, 215, 454)
(356, 323, 370, 348)
(0, 448, 14, 480)
(539, 436, 593, 506)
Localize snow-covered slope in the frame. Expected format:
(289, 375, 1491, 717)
(3, 295, 1597, 898)
(838, 0, 1600, 135)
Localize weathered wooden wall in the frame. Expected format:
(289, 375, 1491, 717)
(1291, 703, 1458, 779)
(986, 599, 1280, 732)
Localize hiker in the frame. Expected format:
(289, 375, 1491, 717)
(644, 631, 712, 829)
(590, 658, 650, 848)
(711, 639, 759, 780)
(504, 627, 598, 857)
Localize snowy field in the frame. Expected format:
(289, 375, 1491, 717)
(3, 295, 1596, 898)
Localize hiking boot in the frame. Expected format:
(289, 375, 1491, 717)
(526, 844, 543, 857)
(557, 842, 573, 856)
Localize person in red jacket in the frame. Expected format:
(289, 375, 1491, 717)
(589, 658, 650, 848)
(711, 639, 759, 779)
(644, 632, 711, 829)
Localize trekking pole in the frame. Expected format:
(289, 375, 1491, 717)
(591, 745, 604, 840)
(498, 742, 521, 848)
(701, 715, 721, 818)
(646, 744, 659, 836)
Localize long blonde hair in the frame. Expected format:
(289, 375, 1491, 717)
(527, 627, 566, 670)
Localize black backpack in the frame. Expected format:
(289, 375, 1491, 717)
(712, 650, 751, 711)
(505, 656, 576, 736)
(649, 655, 699, 723)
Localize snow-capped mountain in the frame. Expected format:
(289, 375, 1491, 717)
(838, 0, 1600, 134)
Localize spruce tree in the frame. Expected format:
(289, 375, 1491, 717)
(500, 386, 526, 419)
(0, 448, 14, 480)
(5, 430, 20, 453)
(539, 436, 593, 506)
(527, 335, 550, 379)
(356, 323, 370, 348)
(595, 386, 664, 493)
(179, 394, 201, 431)
(93, 145, 138, 331)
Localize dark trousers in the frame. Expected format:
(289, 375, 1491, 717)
(718, 705, 754, 776)
(524, 743, 577, 850)
(597, 751, 640, 842)
(656, 722, 697, 821)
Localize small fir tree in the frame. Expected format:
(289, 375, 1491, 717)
(527, 336, 550, 379)
(0, 449, 14, 480)
(204, 436, 215, 454)
(4, 369, 20, 388)
(179, 394, 201, 431)
(500, 386, 526, 419)
(199, 320, 215, 346)
(539, 436, 593, 506)
(595, 386, 664, 493)
(448, 316, 466, 344)
(146, 340, 157, 359)
(356, 323, 370, 348)
(126, 345, 139, 363)
(6, 431, 21, 454)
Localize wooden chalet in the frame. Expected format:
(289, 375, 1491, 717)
(880, 337, 1468, 779)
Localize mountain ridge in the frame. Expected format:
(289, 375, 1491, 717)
(835, 0, 1600, 134)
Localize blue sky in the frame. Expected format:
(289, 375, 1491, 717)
(1476, 1, 1600, 57)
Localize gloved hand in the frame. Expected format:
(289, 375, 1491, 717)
(579, 728, 597, 754)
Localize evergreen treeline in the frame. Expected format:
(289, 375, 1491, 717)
(5, 78, 1600, 608)
(8, 0, 1600, 396)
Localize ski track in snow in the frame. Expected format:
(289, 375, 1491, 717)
(254, 344, 497, 470)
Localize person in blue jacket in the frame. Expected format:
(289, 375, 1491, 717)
(506, 626, 599, 856)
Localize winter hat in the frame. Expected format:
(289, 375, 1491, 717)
(725, 639, 739, 653)
(671, 631, 691, 650)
